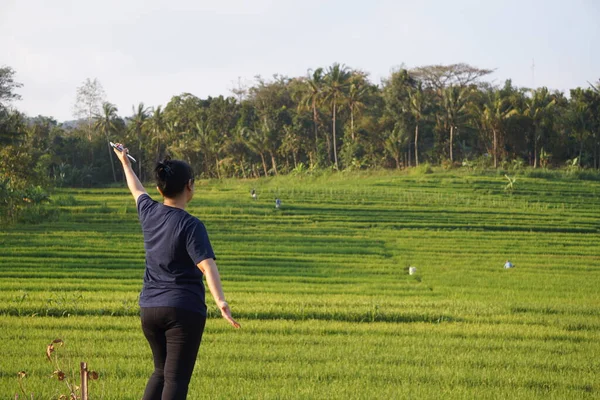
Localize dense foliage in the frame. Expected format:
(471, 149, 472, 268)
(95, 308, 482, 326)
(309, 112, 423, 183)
(1, 63, 599, 195)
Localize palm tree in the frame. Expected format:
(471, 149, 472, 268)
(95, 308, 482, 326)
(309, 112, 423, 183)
(280, 124, 302, 170)
(94, 102, 119, 182)
(347, 72, 368, 142)
(128, 103, 150, 180)
(408, 83, 425, 166)
(195, 122, 224, 178)
(244, 125, 270, 176)
(149, 105, 166, 160)
(523, 88, 555, 168)
(323, 63, 351, 169)
(260, 118, 279, 175)
(223, 127, 249, 178)
(473, 90, 517, 168)
(442, 86, 471, 162)
(569, 88, 593, 167)
(383, 125, 410, 169)
(299, 68, 324, 161)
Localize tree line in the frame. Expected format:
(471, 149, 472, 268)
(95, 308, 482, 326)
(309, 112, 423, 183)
(1, 63, 600, 194)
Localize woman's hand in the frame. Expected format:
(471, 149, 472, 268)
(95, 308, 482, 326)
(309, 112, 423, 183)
(217, 300, 241, 328)
(199, 258, 241, 329)
(112, 143, 131, 167)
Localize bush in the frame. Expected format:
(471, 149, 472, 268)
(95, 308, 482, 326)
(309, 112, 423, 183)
(18, 204, 60, 224)
(411, 163, 433, 175)
(523, 169, 562, 180)
(571, 170, 600, 181)
(22, 186, 49, 204)
(53, 195, 78, 206)
(291, 162, 308, 176)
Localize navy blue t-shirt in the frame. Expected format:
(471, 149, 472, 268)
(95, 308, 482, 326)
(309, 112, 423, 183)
(137, 194, 215, 316)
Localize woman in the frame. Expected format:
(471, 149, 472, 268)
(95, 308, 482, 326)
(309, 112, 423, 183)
(113, 143, 240, 400)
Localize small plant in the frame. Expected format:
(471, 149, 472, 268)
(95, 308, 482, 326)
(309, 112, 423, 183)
(10, 291, 28, 316)
(539, 148, 551, 168)
(411, 163, 433, 175)
(15, 338, 100, 399)
(511, 158, 525, 171)
(461, 158, 474, 170)
(16, 370, 31, 399)
(291, 162, 307, 175)
(565, 157, 581, 174)
(504, 174, 516, 192)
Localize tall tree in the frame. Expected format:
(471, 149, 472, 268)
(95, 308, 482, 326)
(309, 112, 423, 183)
(442, 85, 472, 162)
(128, 103, 150, 180)
(383, 125, 410, 169)
(298, 68, 325, 163)
(568, 88, 595, 166)
(0, 66, 23, 109)
(347, 71, 369, 142)
(223, 126, 249, 178)
(472, 89, 517, 168)
(94, 102, 119, 182)
(408, 83, 425, 166)
(74, 78, 106, 141)
(323, 63, 351, 169)
(244, 125, 270, 176)
(149, 105, 166, 160)
(280, 124, 302, 170)
(382, 68, 416, 165)
(523, 88, 556, 168)
(411, 64, 492, 162)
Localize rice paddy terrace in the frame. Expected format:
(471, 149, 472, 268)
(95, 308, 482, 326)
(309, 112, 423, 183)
(1, 170, 599, 399)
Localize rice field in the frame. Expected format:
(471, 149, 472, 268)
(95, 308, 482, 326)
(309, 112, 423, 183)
(1, 170, 599, 399)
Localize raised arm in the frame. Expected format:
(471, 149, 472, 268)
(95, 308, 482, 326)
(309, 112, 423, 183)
(112, 143, 147, 203)
(198, 258, 240, 328)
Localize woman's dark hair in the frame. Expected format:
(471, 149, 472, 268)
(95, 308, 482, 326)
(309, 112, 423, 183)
(154, 157, 194, 198)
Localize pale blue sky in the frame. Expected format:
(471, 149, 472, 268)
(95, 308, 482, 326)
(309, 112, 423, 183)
(1, 0, 598, 121)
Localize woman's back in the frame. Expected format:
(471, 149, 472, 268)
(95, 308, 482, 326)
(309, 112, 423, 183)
(137, 193, 215, 315)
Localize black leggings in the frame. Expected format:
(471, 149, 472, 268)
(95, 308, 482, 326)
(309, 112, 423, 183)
(141, 307, 207, 400)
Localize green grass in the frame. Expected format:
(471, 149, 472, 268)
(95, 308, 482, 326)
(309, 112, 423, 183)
(1, 170, 599, 399)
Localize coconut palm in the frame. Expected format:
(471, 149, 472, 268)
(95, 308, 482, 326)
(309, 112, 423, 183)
(148, 105, 166, 160)
(523, 88, 555, 168)
(408, 83, 425, 166)
(244, 125, 270, 176)
(473, 90, 517, 168)
(128, 103, 150, 180)
(442, 85, 471, 162)
(569, 88, 593, 167)
(195, 121, 224, 179)
(299, 68, 324, 159)
(347, 72, 369, 142)
(383, 125, 410, 169)
(94, 102, 119, 182)
(223, 126, 249, 178)
(323, 63, 351, 169)
(279, 124, 302, 170)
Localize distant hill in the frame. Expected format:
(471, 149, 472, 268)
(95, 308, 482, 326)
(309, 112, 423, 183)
(60, 119, 83, 129)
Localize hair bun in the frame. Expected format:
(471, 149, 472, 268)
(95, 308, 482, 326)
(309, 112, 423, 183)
(157, 161, 174, 177)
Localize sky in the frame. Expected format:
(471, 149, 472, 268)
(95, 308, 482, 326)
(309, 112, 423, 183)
(1, 0, 599, 122)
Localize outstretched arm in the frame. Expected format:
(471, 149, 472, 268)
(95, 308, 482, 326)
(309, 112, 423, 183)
(112, 143, 147, 203)
(198, 258, 241, 328)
